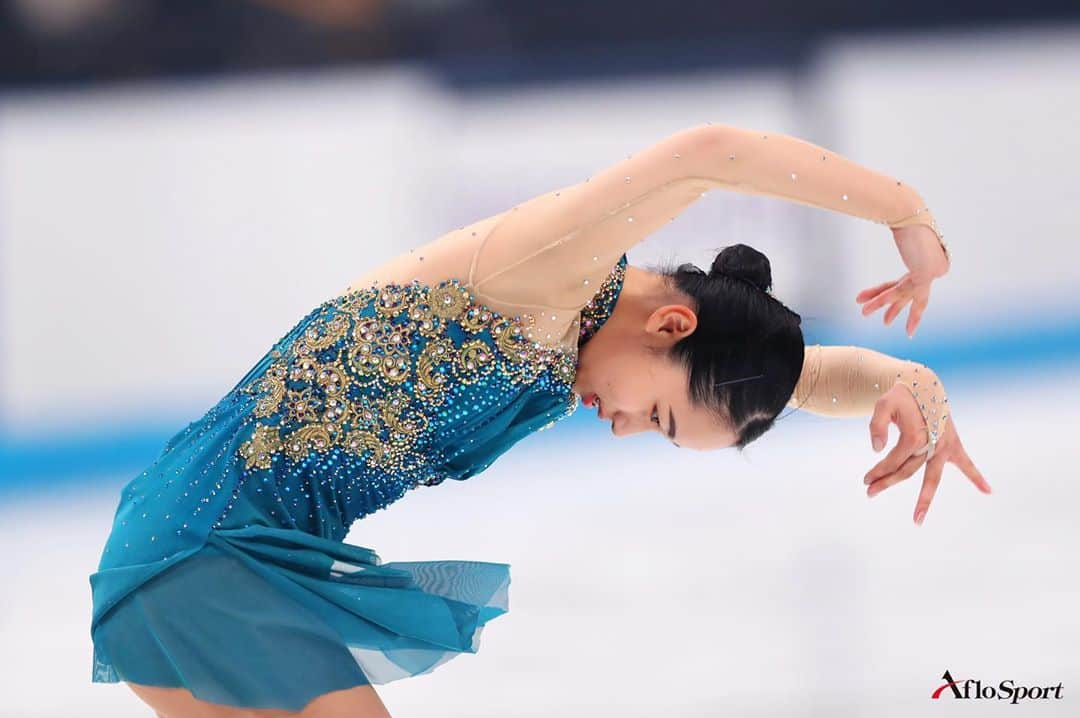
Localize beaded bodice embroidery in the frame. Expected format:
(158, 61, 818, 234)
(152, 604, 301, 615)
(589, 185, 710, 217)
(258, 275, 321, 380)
(224, 254, 628, 532)
(578, 255, 627, 344)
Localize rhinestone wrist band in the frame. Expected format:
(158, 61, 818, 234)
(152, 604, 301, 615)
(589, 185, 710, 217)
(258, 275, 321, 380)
(891, 359, 950, 460)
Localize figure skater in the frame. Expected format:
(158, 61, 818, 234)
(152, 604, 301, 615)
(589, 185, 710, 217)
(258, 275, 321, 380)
(89, 122, 990, 717)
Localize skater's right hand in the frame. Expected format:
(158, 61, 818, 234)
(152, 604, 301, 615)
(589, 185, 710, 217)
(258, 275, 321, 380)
(861, 383, 991, 525)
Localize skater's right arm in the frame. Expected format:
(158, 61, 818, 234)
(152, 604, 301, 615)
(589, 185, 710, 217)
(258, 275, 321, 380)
(465, 123, 947, 326)
(345, 122, 948, 343)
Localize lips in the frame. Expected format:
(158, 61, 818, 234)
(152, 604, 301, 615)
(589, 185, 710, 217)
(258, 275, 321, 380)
(580, 392, 608, 419)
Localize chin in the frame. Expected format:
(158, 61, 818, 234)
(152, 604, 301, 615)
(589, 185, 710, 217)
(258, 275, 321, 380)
(570, 370, 591, 395)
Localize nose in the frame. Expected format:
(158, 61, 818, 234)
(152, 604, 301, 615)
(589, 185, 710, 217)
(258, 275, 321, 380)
(610, 411, 651, 438)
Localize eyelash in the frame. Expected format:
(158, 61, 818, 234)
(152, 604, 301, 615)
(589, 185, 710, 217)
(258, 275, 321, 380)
(651, 406, 660, 426)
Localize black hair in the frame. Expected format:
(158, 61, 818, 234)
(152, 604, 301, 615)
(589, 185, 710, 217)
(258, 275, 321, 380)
(661, 243, 805, 451)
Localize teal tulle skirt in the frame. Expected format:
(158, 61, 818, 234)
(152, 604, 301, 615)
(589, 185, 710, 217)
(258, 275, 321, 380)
(90, 524, 510, 711)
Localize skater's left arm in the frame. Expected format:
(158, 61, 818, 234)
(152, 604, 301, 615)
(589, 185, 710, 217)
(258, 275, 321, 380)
(788, 344, 991, 524)
(787, 344, 943, 420)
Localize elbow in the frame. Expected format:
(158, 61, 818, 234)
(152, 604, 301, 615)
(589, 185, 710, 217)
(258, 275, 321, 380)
(665, 122, 747, 178)
(677, 122, 731, 153)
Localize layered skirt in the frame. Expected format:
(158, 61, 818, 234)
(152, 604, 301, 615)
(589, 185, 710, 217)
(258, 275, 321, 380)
(90, 523, 510, 711)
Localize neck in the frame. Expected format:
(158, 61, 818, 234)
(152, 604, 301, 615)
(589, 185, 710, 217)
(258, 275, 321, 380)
(612, 265, 678, 323)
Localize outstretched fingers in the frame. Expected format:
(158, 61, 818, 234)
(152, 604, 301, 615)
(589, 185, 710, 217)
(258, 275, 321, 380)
(883, 298, 910, 326)
(905, 295, 928, 337)
(953, 442, 992, 494)
(860, 288, 898, 317)
(856, 279, 899, 303)
(913, 453, 948, 525)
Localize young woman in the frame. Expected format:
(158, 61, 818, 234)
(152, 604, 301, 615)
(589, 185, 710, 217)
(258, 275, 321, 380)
(89, 122, 989, 717)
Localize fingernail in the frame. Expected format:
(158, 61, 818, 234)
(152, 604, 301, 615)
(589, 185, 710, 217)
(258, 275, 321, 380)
(914, 508, 926, 525)
(872, 437, 884, 451)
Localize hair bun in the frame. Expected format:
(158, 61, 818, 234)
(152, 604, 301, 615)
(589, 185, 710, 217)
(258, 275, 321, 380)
(709, 243, 773, 293)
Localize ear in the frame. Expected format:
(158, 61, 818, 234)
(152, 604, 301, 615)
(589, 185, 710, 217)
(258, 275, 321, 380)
(645, 304, 697, 343)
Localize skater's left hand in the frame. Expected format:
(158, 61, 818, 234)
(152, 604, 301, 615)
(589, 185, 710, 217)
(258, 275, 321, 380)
(861, 383, 991, 525)
(855, 224, 950, 338)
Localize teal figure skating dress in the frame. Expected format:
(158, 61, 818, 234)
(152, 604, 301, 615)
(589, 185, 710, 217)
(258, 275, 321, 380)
(88, 117, 946, 712)
(89, 254, 628, 711)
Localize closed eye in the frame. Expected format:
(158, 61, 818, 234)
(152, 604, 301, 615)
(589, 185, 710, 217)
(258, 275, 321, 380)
(654, 405, 680, 447)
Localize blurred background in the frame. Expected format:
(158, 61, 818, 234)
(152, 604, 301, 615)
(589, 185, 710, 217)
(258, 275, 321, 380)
(2, 1, 1079, 716)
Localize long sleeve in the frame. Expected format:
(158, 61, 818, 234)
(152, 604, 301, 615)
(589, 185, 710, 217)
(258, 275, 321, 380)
(466, 123, 943, 334)
(788, 344, 951, 455)
(344, 122, 943, 350)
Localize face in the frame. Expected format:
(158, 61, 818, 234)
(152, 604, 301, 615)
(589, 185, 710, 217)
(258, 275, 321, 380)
(571, 301, 738, 451)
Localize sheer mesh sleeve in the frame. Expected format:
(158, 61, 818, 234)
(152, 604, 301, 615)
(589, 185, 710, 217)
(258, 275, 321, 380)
(345, 122, 943, 350)
(466, 122, 944, 343)
(788, 344, 951, 456)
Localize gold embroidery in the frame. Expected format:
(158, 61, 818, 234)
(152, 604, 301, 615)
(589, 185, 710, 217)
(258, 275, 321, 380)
(282, 423, 333, 461)
(316, 361, 348, 396)
(353, 317, 385, 346)
(408, 300, 441, 337)
(381, 390, 428, 438)
(416, 337, 453, 404)
(351, 394, 381, 429)
(347, 318, 385, 385)
(457, 338, 495, 384)
(236, 273, 611, 476)
(337, 287, 378, 316)
(284, 386, 321, 424)
(342, 429, 384, 465)
(491, 315, 559, 382)
(429, 281, 470, 320)
(375, 286, 412, 318)
(378, 350, 410, 384)
(238, 423, 284, 470)
(252, 362, 288, 418)
(461, 305, 494, 333)
(321, 394, 350, 432)
(491, 317, 523, 359)
(301, 313, 350, 351)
